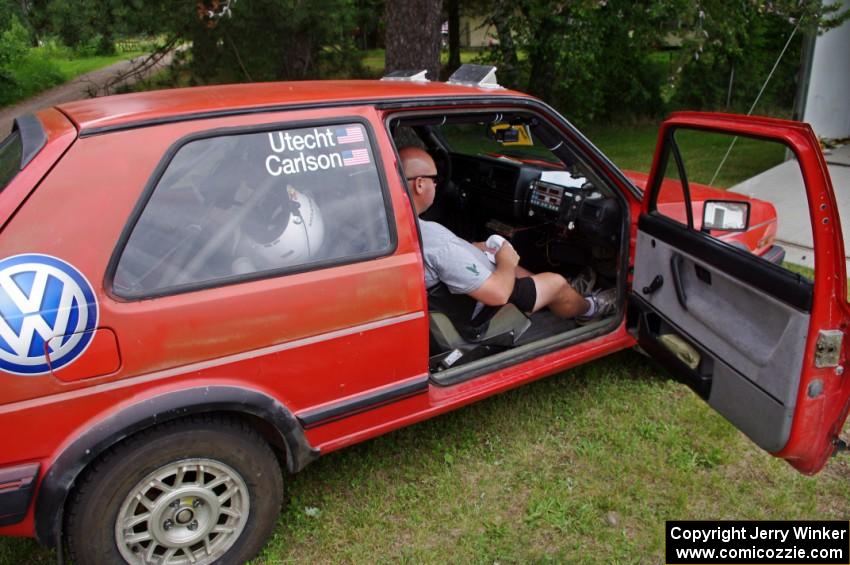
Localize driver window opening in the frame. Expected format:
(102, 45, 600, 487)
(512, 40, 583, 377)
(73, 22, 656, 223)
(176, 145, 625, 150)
(652, 128, 813, 283)
(390, 111, 624, 377)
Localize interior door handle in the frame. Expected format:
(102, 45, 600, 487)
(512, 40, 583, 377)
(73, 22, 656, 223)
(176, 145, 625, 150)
(642, 275, 663, 295)
(670, 254, 688, 311)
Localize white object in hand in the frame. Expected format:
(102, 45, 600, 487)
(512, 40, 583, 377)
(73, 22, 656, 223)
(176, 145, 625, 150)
(484, 234, 507, 263)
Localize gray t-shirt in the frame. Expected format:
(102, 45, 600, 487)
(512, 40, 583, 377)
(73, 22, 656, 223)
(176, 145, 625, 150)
(419, 219, 494, 293)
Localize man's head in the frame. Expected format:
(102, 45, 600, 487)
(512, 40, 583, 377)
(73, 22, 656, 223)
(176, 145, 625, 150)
(399, 147, 438, 215)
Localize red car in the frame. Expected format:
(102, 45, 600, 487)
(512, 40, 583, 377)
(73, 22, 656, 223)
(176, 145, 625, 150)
(0, 66, 845, 564)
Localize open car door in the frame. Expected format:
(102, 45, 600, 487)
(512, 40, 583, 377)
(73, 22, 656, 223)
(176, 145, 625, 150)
(631, 112, 850, 474)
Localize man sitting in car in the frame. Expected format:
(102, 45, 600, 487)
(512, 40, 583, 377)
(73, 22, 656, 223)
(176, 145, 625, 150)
(400, 147, 614, 321)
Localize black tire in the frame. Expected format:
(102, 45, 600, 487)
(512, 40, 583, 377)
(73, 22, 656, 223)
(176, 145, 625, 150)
(66, 415, 283, 565)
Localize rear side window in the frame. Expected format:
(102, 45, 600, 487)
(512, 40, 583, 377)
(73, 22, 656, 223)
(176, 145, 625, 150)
(114, 122, 392, 297)
(0, 130, 22, 190)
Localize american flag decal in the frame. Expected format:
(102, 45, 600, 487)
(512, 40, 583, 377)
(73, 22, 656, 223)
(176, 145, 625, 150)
(342, 149, 370, 166)
(335, 126, 365, 144)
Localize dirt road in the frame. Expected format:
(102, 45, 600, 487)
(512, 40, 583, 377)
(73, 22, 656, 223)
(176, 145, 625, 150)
(0, 51, 174, 137)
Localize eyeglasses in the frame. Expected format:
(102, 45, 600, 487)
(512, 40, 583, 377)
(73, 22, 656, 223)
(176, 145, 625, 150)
(407, 174, 440, 183)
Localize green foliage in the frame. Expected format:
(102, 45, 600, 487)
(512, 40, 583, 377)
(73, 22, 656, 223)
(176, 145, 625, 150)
(0, 16, 144, 107)
(0, 52, 66, 107)
(0, 17, 65, 107)
(29, 0, 366, 86)
(670, 5, 801, 113)
(45, 0, 119, 54)
(481, 0, 848, 123)
(587, 2, 669, 121)
(0, 0, 27, 36)
(482, 0, 672, 127)
(6, 0, 847, 121)
(0, 17, 30, 68)
(40, 0, 172, 55)
(191, 0, 365, 83)
(53, 49, 146, 78)
(666, 0, 849, 113)
(72, 34, 115, 57)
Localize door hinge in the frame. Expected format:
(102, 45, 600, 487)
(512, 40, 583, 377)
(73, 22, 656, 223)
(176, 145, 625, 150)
(815, 330, 843, 368)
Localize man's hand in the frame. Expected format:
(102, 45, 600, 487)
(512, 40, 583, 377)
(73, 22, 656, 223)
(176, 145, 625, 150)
(495, 241, 519, 268)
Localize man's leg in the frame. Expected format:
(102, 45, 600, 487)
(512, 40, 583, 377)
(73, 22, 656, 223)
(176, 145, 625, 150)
(514, 266, 615, 321)
(524, 271, 589, 318)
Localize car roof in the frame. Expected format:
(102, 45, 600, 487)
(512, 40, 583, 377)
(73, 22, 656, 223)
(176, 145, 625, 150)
(57, 80, 529, 134)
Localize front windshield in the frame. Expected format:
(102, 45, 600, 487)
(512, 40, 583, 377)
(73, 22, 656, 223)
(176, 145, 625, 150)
(439, 122, 562, 166)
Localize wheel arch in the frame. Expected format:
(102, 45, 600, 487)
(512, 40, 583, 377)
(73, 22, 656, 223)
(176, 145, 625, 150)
(34, 385, 319, 548)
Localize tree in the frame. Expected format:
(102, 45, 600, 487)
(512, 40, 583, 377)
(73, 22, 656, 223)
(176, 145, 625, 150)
(354, 0, 385, 50)
(479, 0, 671, 124)
(475, 0, 847, 124)
(486, 0, 521, 89)
(445, 0, 460, 75)
(384, 0, 443, 80)
(669, 0, 850, 113)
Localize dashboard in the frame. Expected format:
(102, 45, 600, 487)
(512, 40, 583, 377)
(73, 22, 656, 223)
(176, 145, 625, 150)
(450, 153, 620, 247)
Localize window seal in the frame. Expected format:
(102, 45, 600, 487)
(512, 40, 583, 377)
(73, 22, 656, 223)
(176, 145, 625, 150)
(13, 114, 47, 170)
(649, 128, 695, 229)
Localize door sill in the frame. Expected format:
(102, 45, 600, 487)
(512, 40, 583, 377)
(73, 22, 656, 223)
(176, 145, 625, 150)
(429, 315, 619, 387)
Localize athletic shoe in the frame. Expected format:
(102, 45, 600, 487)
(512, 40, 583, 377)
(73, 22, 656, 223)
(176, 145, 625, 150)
(577, 287, 617, 324)
(570, 267, 597, 296)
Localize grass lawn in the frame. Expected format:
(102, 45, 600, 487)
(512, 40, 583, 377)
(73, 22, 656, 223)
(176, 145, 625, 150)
(360, 49, 386, 74)
(0, 126, 842, 564)
(447, 118, 784, 191)
(583, 122, 786, 188)
(583, 122, 661, 173)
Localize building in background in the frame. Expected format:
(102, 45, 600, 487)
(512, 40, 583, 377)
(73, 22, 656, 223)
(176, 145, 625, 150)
(797, 0, 850, 140)
(458, 15, 497, 48)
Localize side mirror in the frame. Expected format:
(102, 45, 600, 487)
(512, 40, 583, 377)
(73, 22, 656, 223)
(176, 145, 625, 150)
(702, 200, 750, 231)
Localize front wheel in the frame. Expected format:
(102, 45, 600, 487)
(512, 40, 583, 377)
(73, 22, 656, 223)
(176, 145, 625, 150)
(66, 415, 283, 565)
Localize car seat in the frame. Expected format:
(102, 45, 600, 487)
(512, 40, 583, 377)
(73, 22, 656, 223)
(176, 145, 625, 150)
(427, 283, 532, 371)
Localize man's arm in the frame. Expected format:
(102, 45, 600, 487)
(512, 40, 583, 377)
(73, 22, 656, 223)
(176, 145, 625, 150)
(468, 242, 520, 306)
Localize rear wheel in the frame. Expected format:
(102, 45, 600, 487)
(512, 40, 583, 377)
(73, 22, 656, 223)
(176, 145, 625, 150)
(66, 415, 283, 565)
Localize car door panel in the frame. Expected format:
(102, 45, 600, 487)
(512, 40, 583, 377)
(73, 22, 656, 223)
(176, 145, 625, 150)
(634, 224, 809, 451)
(636, 222, 811, 398)
(633, 112, 849, 473)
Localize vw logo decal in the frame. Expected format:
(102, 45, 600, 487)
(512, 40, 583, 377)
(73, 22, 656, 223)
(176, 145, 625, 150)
(0, 254, 98, 375)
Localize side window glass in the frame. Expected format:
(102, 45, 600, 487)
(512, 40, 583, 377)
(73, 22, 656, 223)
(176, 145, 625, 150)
(651, 128, 813, 281)
(115, 122, 391, 297)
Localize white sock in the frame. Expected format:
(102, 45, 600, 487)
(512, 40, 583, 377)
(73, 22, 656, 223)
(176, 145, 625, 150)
(583, 296, 597, 317)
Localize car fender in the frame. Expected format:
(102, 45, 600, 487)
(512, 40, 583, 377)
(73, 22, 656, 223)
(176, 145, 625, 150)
(33, 385, 318, 547)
